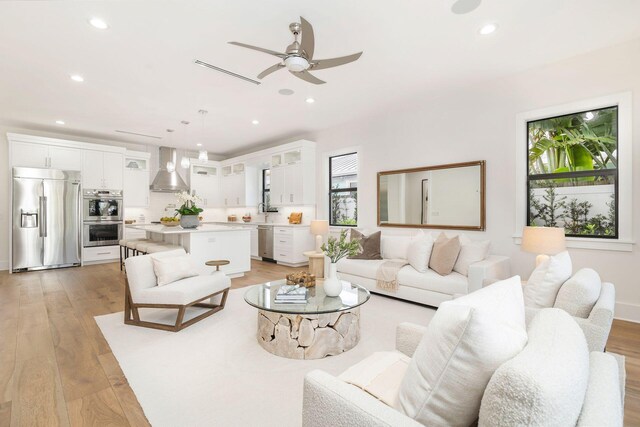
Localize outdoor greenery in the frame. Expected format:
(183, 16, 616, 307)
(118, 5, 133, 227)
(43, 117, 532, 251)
(321, 229, 361, 263)
(330, 187, 357, 226)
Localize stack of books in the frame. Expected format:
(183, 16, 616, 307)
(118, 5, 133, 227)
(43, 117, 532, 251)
(275, 285, 307, 304)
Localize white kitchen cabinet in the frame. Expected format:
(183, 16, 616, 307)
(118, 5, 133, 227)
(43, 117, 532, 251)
(124, 151, 151, 207)
(250, 226, 259, 259)
(270, 162, 314, 206)
(273, 226, 314, 267)
(221, 162, 258, 207)
(190, 162, 220, 208)
(269, 166, 285, 206)
(82, 151, 124, 190)
(10, 141, 81, 170)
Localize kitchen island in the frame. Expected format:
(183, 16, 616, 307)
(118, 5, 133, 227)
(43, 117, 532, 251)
(126, 224, 251, 277)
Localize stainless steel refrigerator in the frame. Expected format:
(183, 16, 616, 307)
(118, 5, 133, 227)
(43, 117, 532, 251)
(12, 167, 82, 272)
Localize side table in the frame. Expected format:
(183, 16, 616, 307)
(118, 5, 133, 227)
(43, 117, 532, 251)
(303, 251, 325, 279)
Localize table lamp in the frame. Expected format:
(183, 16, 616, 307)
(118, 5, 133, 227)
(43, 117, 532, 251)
(521, 226, 566, 267)
(310, 220, 329, 253)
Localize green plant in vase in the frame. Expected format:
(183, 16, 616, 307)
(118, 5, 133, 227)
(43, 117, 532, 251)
(321, 230, 361, 297)
(176, 191, 204, 229)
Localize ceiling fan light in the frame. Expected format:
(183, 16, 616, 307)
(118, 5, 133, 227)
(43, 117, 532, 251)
(180, 157, 190, 169)
(284, 56, 309, 72)
(198, 150, 209, 161)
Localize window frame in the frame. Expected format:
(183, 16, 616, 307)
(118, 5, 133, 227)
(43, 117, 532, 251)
(329, 152, 358, 227)
(525, 105, 619, 239)
(514, 92, 633, 252)
(261, 169, 278, 212)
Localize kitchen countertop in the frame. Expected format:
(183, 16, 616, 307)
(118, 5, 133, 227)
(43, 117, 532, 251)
(126, 224, 251, 234)
(203, 221, 310, 227)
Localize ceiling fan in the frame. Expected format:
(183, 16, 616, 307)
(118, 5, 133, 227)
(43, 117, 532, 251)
(229, 17, 362, 85)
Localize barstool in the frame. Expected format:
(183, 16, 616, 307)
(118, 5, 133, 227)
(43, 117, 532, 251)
(146, 244, 184, 254)
(119, 238, 146, 271)
(134, 241, 166, 255)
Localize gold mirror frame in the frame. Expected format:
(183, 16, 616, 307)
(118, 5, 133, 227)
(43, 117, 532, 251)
(377, 160, 486, 231)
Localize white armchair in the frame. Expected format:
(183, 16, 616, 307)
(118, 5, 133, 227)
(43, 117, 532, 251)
(124, 249, 231, 332)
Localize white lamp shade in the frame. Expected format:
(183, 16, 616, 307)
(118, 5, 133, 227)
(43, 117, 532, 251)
(310, 220, 329, 236)
(521, 226, 566, 255)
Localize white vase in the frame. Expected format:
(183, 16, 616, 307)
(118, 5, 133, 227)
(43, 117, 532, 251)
(323, 263, 343, 297)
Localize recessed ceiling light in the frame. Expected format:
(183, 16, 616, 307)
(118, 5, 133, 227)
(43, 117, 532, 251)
(70, 74, 84, 82)
(252, 120, 260, 125)
(89, 17, 109, 30)
(278, 88, 295, 96)
(55, 120, 65, 125)
(197, 143, 202, 147)
(478, 23, 498, 35)
(305, 97, 315, 104)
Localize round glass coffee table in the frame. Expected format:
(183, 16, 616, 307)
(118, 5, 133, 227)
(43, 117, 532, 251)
(244, 280, 370, 359)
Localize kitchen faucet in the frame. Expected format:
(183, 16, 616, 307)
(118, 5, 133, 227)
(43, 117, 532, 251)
(257, 202, 269, 223)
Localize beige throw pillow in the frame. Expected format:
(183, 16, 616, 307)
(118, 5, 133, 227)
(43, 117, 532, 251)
(348, 230, 383, 260)
(428, 234, 461, 275)
(151, 254, 198, 286)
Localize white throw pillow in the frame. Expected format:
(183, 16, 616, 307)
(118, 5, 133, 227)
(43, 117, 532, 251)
(554, 268, 602, 318)
(523, 251, 572, 309)
(381, 235, 413, 260)
(479, 308, 589, 427)
(151, 254, 198, 286)
(398, 276, 528, 426)
(453, 236, 491, 276)
(407, 234, 434, 273)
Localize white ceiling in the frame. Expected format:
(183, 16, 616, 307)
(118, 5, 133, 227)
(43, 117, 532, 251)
(1, 0, 639, 156)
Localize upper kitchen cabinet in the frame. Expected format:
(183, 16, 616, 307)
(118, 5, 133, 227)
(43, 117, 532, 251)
(269, 145, 315, 206)
(10, 141, 82, 170)
(124, 151, 151, 207)
(82, 150, 124, 190)
(190, 160, 220, 208)
(220, 162, 258, 207)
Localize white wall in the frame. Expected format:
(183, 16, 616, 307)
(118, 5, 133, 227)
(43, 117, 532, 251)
(311, 38, 640, 321)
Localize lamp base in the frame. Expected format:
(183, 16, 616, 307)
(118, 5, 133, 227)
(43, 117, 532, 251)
(535, 254, 550, 268)
(315, 235, 323, 254)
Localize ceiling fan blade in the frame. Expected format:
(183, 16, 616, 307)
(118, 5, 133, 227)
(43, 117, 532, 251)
(228, 41, 286, 58)
(291, 70, 326, 85)
(311, 52, 363, 70)
(299, 17, 315, 60)
(257, 63, 285, 79)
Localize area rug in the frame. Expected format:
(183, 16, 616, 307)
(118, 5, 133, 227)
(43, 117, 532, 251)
(95, 289, 436, 426)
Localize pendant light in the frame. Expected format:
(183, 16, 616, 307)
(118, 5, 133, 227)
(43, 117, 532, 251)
(198, 109, 209, 161)
(180, 120, 191, 169)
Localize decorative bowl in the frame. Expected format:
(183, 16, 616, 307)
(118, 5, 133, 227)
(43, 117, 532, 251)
(160, 220, 180, 227)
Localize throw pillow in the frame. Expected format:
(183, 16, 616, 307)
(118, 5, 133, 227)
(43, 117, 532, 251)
(523, 251, 572, 308)
(398, 276, 528, 426)
(151, 254, 198, 286)
(554, 268, 602, 318)
(407, 234, 434, 273)
(348, 230, 383, 260)
(428, 234, 461, 275)
(453, 235, 491, 276)
(479, 308, 589, 426)
(381, 235, 413, 260)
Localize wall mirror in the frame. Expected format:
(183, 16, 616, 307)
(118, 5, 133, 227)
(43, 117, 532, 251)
(377, 161, 485, 230)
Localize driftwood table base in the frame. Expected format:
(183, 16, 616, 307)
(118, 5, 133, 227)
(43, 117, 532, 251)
(257, 308, 361, 359)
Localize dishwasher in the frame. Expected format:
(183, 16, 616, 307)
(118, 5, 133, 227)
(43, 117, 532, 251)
(258, 225, 274, 262)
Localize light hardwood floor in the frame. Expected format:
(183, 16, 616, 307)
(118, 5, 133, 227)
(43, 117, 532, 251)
(0, 261, 638, 426)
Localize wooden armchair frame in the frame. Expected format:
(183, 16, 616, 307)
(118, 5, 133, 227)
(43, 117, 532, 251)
(124, 278, 230, 332)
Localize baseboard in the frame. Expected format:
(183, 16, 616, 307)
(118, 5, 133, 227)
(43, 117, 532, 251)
(0, 260, 7, 271)
(614, 302, 640, 323)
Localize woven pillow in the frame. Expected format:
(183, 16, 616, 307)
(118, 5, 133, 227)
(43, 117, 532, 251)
(524, 251, 572, 308)
(453, 235, 491, 276)
(151, 254, 198, 286)
(554, 268, 601, 318)
(348, 230, 383, 260)
(428, 234, 461, 275)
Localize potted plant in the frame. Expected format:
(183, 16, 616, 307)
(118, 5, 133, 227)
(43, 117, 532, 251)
(321, 229, 361, 297)
(176, 191, 204, 229)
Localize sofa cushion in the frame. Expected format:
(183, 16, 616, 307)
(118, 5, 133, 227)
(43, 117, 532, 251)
(479, 308, 589, 427)
(381, 235, 413, 260)
(125, 249, 187, 292)
(396, 266, 468, 296)
(429, 234, 461, 276)
(407, 234, 434, 273)
(523, 250, 572, 309)
(349, 230, 383, 260)
(339, 351, 410, 408)
(152, 253, 199, 286)
(132, 273, 230, 305)
(453, 235, 491, 276)
(337, 258, 387, 278)
(577, 352, 623, 427)
(554, 268, 601, 318)
(398, 276, 527, 426)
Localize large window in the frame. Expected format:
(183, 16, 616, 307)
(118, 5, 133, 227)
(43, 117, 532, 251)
(329, 153, 358, 226)
(527, 106, 618, 238)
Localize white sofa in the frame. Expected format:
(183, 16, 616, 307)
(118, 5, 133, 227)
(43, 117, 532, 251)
(337, 232, 510, 307)
(303, 311, 626, 426)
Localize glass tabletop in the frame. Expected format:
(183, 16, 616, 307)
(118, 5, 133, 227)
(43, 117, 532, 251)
(243, 279, 371, 315)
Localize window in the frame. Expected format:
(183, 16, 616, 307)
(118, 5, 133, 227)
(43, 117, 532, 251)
(329, 153, 358, 226)
(527, 106, 618, 238)
(262, 169, 277, 212)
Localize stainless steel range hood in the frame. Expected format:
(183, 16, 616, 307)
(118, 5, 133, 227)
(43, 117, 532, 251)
(150, 147, 189, 192)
